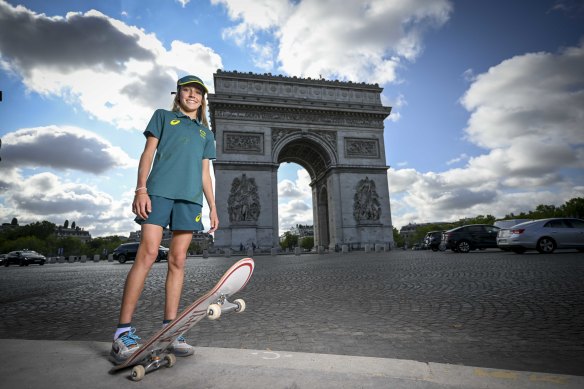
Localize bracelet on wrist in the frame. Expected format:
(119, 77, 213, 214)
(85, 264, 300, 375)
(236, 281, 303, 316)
(135, 186, 147, 193)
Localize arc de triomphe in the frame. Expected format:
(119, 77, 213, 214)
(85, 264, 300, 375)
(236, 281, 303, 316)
(208, 70, 394, 251)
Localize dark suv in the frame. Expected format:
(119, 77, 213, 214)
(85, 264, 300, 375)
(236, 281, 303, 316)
(4, 250, 46, 266)
(442, 224, 500, 253)
(113, 242, 169, 264)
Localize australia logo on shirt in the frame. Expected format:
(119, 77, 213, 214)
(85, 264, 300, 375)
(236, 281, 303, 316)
(170, 119, 180, 126)
(199, 129, 206, 139)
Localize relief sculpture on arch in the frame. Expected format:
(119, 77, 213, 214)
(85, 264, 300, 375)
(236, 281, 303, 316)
(228, 174, 261, 223)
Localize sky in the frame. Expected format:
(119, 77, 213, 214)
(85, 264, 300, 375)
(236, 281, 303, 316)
(0, 0, 583, 238)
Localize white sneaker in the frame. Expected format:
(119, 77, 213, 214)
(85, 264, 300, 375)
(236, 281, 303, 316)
(168, 335, 194, 357)
(109, 328, 141, 365)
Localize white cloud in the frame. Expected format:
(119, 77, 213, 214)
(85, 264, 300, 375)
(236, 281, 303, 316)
(278, 199, 313, 232)
(0, 2, 223, 131)
(277, 168, 313, 232)
(213, 0, 452, 84)
(446, 153, 469, 166)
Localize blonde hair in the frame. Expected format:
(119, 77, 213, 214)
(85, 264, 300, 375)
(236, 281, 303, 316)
(171, 87, 210, 128)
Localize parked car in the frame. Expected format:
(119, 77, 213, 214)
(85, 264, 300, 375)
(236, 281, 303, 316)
(112, 242, 169, 264)
(497, 218, 584, 254)
(0, 254, 6, 266)
(442, 224, 501, 253)
(4, 250, 46, 266)
(423, 231, 443, 251)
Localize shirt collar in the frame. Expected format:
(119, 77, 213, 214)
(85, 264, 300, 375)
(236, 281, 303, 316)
(174, 110, 202, 125)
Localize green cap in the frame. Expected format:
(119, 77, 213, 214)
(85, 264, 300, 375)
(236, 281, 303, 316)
(177, 75, 208, 94)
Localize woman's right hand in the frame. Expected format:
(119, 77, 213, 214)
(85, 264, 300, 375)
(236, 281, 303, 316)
(132, 192, 151, 220)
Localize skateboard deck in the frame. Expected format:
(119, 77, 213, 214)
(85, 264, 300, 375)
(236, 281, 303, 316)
(110, 257, 254, 381)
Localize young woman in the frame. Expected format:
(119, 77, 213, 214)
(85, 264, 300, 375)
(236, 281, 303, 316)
(110, 75, 218, 364)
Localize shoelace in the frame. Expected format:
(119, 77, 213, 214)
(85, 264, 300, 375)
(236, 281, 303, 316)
(120, 328, 141, 347)
(177, 335, 186, 343)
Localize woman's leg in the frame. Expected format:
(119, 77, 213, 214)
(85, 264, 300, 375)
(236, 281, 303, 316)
(164, 230, 192, 321)
(118, 224, 164, 324)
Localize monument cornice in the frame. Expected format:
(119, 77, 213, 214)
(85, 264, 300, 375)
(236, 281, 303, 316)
(209, 96, 391, 116)
(214, 69, 383, 92)
(209, 102, 389, 130)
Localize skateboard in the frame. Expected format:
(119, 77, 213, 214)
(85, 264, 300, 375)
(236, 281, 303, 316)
(110, 257, 255, 381)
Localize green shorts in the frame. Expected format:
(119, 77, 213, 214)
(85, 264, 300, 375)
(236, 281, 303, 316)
(135, 195, 204, 231)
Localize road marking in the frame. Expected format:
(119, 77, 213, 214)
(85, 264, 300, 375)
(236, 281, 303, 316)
(251, 351, 293, 360)
(474, 368, 518, 380)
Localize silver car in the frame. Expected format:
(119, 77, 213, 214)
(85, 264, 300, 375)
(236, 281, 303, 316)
(497, 218, 584, 254)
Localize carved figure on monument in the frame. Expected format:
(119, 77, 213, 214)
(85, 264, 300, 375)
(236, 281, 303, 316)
(345, 138, 379, 158)
(228, 174, 261, 222)
(353, 177, 381, 222)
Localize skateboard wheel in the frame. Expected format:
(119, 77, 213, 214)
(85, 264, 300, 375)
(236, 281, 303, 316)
(234, 299, 246, 313)
(164, 354, 176, 368)
(131, 365, 145, 381)
(207, 303, 222, 320)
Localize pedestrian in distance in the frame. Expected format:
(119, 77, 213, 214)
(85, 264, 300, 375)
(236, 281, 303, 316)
(109, 75, 218, 365)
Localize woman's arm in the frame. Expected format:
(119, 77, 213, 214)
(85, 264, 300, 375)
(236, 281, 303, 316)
(202, 159, 218, 233)
(133, 136, 159, 219)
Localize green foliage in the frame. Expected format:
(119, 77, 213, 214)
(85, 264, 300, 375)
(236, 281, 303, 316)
(280, 231, 299, 250)
(560, 197, 583, 218)
(392, 227, 404, 247)
(503, 197, 583, 220)
(85, 236, 125, 255)
(0, 221, 125, 257)
(300, 236, 314, 250)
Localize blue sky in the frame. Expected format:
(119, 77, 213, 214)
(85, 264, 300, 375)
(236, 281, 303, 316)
(1, 0, 583, 237)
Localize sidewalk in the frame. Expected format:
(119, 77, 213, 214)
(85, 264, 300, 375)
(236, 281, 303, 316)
(1, 339, 582, 389)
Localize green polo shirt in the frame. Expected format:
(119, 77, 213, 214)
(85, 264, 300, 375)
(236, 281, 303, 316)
(144, 109, 216, 205)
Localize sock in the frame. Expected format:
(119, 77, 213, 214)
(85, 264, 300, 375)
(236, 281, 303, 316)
(114, 323, 132, 341)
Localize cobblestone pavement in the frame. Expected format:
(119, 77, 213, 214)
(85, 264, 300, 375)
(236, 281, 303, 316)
(1, 249, 583, 376)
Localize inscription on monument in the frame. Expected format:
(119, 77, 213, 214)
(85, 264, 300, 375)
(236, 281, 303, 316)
(224, 132, 263, 154)
(228, 174, 261, 223)
(345, 138, 380, 158)
(215, 109, 383, 128)
(353, 177, 381, 222)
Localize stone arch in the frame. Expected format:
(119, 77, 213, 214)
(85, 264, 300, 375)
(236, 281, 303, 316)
(208, 70, 394, 252)
(272, 131, 337, 180)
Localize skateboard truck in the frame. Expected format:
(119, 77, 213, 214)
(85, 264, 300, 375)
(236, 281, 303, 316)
(206, 294, 246, 320)
(131, 353, 176, 381)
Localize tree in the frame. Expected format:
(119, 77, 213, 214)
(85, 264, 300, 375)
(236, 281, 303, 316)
(392, 227, 404, 248)
(561, 197, 584, 218)
(11, 217, 18, 225)
(280, 231, 298, 250)
(22, 221, 57, 240)
(300, 236, 314, 250)
(71, 221, 76, 229)
(532, 204, 561, 219)
(64, 220, 69, 229)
